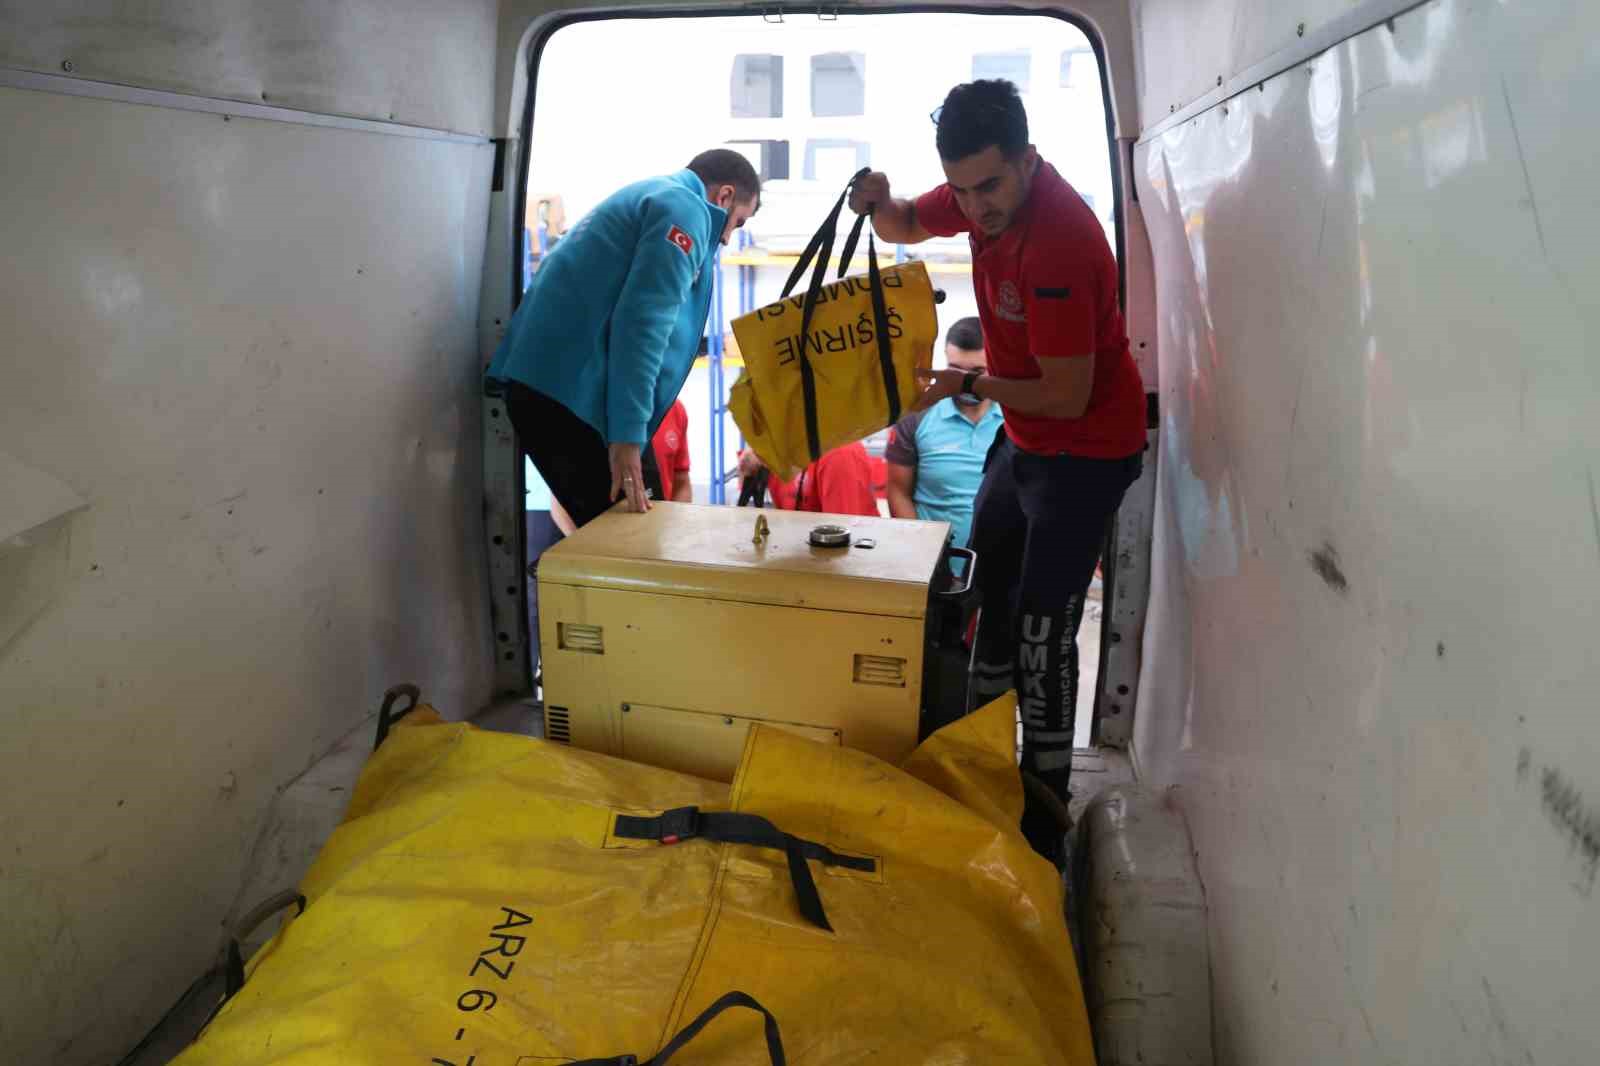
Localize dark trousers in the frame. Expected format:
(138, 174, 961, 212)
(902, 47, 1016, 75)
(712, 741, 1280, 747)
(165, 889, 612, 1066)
(525, 509, 564, 683)
(968, 436, 1142, 798)
(506, 382, 663, 529)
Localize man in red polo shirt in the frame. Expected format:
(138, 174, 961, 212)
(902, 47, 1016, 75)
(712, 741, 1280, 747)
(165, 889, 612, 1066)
(851, 78, 1145, 862)
(649, 400, 693, 503)
(736, 442, 878, 516)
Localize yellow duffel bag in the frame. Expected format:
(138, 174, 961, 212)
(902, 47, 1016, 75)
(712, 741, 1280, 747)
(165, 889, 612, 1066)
(175, 693, 1093, 1065)
(729, 170, 938, 480)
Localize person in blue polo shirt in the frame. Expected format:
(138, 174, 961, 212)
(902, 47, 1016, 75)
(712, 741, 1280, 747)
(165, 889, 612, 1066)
(488, 150, 760, 526)
(885, 318, 1002, 553)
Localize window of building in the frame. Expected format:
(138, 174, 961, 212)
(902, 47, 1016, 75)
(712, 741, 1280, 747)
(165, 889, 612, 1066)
(804, 139, 870, 185)
(726, 139, 791, 181)
(973, 51, 1031, 92)
(1060, 47, 1094, 90)
(810, 52, 866, 116)
(731, 54, 783, 117)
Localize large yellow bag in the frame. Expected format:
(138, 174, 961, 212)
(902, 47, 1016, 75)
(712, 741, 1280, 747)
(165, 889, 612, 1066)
(729, 172, 938, 479)
(175, 694, 1093, 1065)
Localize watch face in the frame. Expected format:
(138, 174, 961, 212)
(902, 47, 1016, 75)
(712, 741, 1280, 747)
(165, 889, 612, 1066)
(954, 392, 983, 407)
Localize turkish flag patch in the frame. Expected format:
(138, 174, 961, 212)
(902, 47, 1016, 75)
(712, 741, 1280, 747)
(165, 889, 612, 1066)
(666, 225, 694, 256)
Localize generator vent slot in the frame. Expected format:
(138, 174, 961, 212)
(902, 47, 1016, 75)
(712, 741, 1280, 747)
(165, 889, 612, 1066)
(558, 622, 604, 654)
(545, 705, 572, 743)
(853, 654, 907, 687)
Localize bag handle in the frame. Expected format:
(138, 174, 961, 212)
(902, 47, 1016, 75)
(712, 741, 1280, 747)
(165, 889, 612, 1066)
(613, 806, 875, 933)
(570, 991, 786, 1066)
(778, 169, 902, 463)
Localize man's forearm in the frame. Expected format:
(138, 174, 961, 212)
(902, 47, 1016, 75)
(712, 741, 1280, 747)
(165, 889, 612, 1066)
(871, 198, 925, 245)
(975, 372, 1090, 420)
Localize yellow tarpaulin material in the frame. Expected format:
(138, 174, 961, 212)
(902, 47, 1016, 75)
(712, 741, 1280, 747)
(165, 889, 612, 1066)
(728, 171, 938, 481)
(175, 694, 1094, 1065)
(729, 261, 937, 481)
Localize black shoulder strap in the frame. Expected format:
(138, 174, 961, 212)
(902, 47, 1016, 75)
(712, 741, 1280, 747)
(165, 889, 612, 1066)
(613, 806, 875, 933)
(863, 228, 901, 424)
(777, 168, 901, 461)
(569, 990, 786, 1066)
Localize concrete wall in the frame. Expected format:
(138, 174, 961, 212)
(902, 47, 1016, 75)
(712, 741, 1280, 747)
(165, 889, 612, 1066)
(1132, 0, 1600, 1061)
(0, 3, 499, 1061)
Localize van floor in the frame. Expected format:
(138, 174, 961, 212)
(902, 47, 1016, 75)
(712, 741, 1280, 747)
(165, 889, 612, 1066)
(125, 697, 1129, 1064)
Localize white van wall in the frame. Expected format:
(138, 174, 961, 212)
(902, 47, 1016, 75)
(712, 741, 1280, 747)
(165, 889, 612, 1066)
(1131, 0, 1600, 1062)
(0, 3, 499, 1062)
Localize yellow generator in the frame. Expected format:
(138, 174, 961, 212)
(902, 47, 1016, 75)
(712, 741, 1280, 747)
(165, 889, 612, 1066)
(537, 502, 971, 781)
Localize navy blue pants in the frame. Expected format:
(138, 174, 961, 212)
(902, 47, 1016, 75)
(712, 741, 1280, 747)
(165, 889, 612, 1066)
(968, 436, 1142, 797)
(507, 382, 663, 528)
(525, 509, 564, 684)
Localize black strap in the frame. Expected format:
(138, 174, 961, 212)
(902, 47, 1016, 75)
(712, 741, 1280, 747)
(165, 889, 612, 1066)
(613, 807, 875, 933)
(737, 467, 770, 507)
(373, 683, 420, 751)
(222, 889, 308, 999)
(778, 168, 901, 462)
(780, 181, 850, 463)
(569, 990, 786, 1066)
(863, 227, 902, 424)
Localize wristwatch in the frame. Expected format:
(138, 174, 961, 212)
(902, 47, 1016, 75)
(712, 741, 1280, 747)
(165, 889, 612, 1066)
(961, 370, 981, 397)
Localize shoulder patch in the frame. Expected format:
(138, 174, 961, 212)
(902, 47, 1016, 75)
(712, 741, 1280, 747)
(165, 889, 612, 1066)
(666, 225, 695, 256)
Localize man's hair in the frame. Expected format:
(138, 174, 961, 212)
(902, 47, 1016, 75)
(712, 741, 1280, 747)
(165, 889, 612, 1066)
(688, 149, 762, 207)
(946, 316, 984, 353)
(935, 79, 1029, 162)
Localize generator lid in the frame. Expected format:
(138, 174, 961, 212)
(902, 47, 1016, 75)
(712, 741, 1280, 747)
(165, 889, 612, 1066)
(538, 502, 950, 619)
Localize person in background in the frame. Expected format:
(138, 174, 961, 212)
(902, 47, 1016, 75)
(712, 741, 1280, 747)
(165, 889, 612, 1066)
(487, 150, 760, 525)
(737, 442, 879, 516)
(650, 399, 694, 503)
(885, 316, 1003, 553)
(850, 79, 1146, 864)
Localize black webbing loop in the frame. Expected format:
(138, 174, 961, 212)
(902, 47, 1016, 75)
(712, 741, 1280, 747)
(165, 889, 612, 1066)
(778, 167, 896, 464)
(569, 990, 786, 1066)
(737, 466, 771, 507)
(613, 807, 874, 933)
(864, 227, 902, 424)
(837, 208, 869, 280)
(373, 683, 420, 751)
(222, 889, 307, 999)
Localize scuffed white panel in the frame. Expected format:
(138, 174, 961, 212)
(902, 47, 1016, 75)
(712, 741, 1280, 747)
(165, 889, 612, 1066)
(1135, 0, 1599, 1062)
(1, 453, 86, 542)
(1133, 0, 1372, 127)
(1131, 0, 1238, 120)
(0, 0, 497, 135)
(0, 87, 494, 1064)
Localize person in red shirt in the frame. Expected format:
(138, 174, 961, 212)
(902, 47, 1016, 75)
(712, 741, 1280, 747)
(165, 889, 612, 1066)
(649, 400, 694, 503)
(850, 78, 1145, 863)
(737, 442, 878, 516)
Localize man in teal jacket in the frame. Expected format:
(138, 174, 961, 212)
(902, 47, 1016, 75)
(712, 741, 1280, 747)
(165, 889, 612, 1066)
(489, 149, 760, 526)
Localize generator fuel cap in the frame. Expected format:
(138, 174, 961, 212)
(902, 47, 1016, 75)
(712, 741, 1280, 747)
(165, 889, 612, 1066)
(808, 524, 852, 549)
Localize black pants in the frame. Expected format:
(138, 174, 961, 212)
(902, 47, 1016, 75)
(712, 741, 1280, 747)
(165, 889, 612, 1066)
(525, 509, 564, 683)
(967, 436, 1142, 798)
(506, 383, 663, 528)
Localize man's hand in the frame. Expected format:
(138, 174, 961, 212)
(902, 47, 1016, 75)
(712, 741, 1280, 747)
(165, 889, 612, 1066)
(848, 173, 930, 245)
(608, 442, 651, 513)
(849, 172, 892, 216)
(737, 448, 765, 478)
(913, 367, 965, 412)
